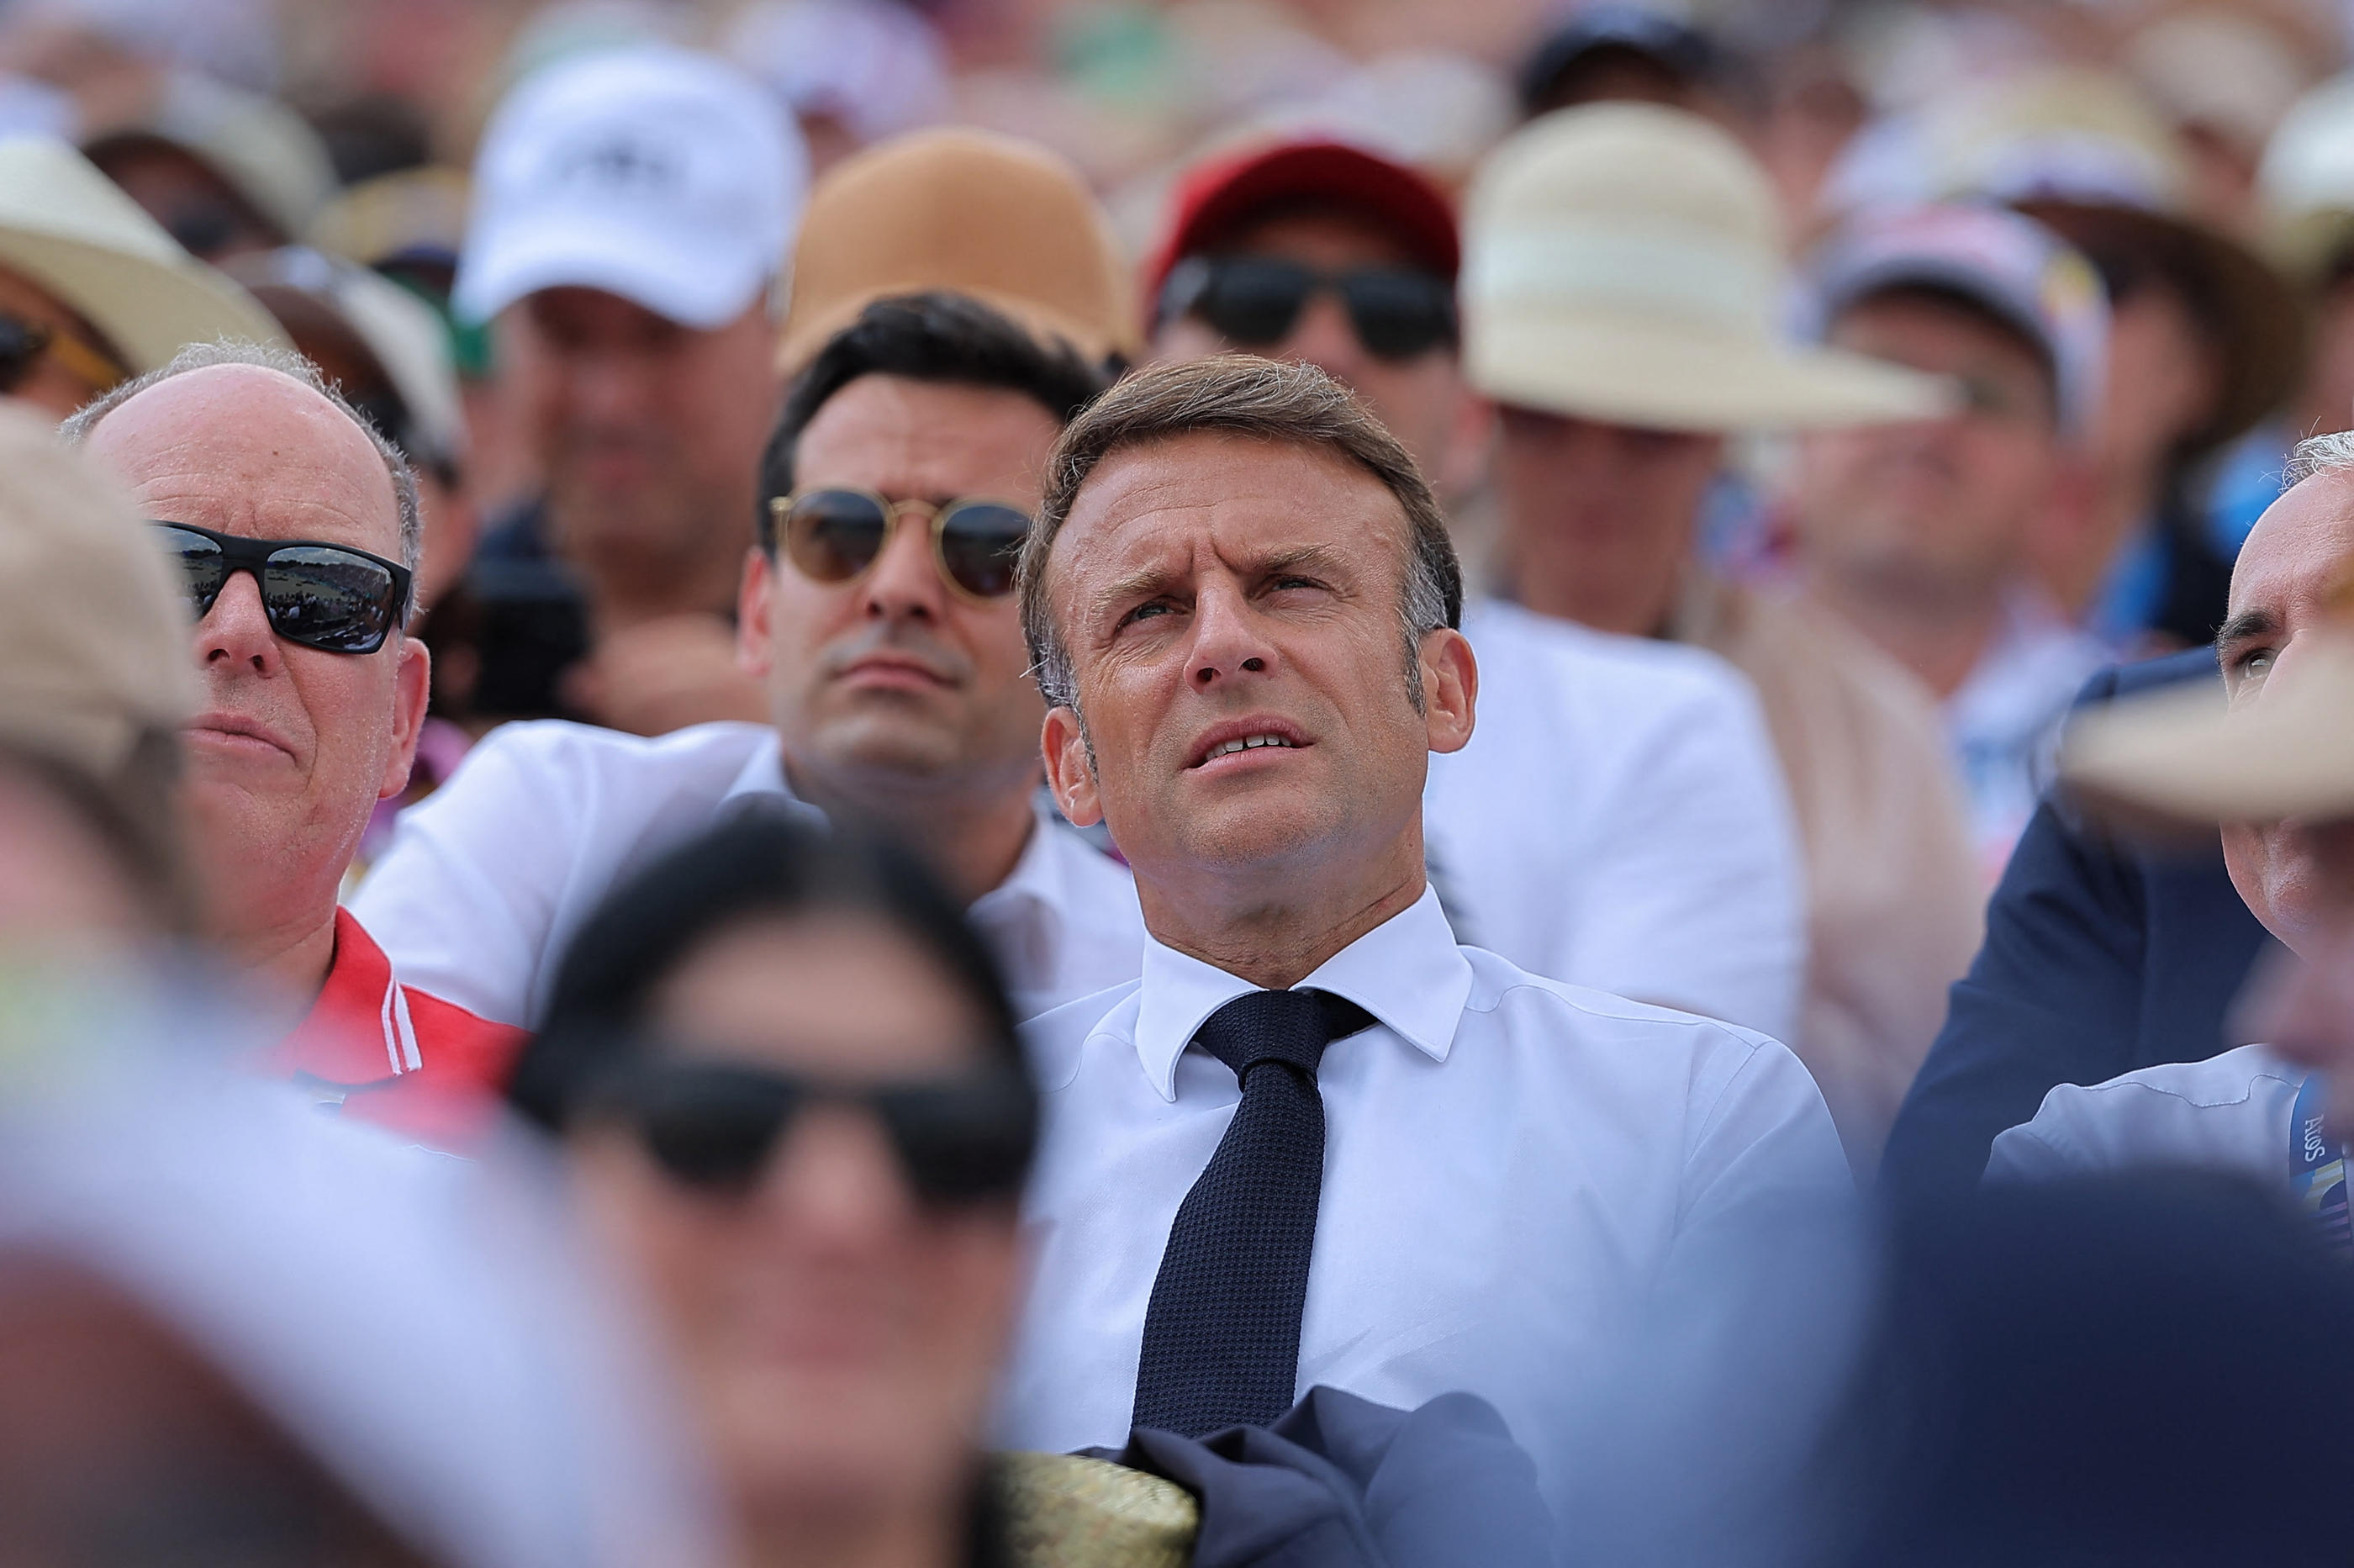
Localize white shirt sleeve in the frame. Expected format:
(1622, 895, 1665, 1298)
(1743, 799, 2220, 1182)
(348, 722, 598, 1027)
(1983, 1044, 2299, 1188)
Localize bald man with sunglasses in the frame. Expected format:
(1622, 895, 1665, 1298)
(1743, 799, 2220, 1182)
(61, 341, 520, 1148)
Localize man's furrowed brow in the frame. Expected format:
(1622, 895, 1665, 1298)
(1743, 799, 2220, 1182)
(2215, 606, 2280, 652)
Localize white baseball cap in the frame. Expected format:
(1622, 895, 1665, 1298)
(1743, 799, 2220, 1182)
(455, 45, 808, 330)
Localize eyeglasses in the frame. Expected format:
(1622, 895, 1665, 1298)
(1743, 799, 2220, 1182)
(768, 488, 1032, 602)
(594, 1059, 1037, 1206)
(0, 311, 126, 397)
(1159, 255, 1459, 362)
(154, 522, 413, 655)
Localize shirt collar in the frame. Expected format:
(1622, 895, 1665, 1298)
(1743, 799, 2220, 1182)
(717, 741, 827, 828)
(269, 909, 420, 1086)
(1130, 884, 1471, 1101)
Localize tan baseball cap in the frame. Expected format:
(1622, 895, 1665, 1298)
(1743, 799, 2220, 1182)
(1461, 104, 1951, 432)
(0, 406, 196, 780)
(775, 128, 1139, 376)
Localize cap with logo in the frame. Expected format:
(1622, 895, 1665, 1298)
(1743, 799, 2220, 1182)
(0, 136, 284, 376)
(0, 405, 196, 781)
(455, 46, 809, 330)
(774, 127, 1136, 374)
(1461, 103, 1952, 433)
(1808, 203, 2110, 438)
(1141, 136, 1459, 326)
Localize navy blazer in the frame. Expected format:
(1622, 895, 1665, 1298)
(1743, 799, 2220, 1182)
(1879, 649, 2278, 1206)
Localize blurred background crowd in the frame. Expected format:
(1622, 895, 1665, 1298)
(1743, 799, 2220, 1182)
(18, 0, 2354, 1564)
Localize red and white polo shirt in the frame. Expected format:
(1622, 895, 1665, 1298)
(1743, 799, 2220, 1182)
(254, 908, 525, 1151)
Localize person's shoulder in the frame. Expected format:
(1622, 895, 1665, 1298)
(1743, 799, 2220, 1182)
(461, 717, 775, 793)
(1018, 979, 1145, 1092)
(1987, 1043, 2298, 1183)
(1459, 945, 1780, 1061)
(1463, 599, 1754, 728)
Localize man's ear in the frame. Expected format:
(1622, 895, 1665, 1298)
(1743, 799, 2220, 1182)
(1421, 627, 1476, 756)
(737, 546, 774, 677)
(380, 639, 431, 800)
(1042, 705, 1102, 827)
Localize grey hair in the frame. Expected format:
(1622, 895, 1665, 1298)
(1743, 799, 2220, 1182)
(2285, 429, 2354, 489)
(58, 340, 424, 618)
(1018, 355, 1461, 717)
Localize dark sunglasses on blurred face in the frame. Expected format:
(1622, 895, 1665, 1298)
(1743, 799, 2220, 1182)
(768, 488, 1032, 602)
(1160, 254, 1459, 362)
(154, 521, 413, 655)
(591, 1058, 1037, 1208)
(0, 311, 126, 397)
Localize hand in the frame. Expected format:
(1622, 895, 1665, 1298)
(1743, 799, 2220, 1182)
(565, 613, 768, 736)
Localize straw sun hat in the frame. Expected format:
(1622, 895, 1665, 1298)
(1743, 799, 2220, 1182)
(1460, 103, 1952, 434)
(0, 136, 283, 373)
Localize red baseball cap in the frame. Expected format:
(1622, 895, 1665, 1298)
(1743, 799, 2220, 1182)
(1141, 139, 1461, 327)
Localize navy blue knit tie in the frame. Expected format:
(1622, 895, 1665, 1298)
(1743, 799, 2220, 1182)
(1130, 987, 1376, 1437)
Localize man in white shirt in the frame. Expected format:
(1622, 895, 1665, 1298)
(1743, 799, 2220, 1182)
(354, 133, 1149, 1022)
(1989, 431, 2354, 1212)
(996, 353, 1851, 1497)
(1144, 133, 1805, 1043)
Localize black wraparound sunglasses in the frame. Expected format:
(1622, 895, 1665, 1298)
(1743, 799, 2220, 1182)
(590, 1059, 1037, 1207)
(154, 521, 412, 655)
(1159, 254, 1459, 362)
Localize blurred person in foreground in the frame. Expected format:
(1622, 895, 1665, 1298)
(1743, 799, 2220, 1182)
(0, 401, 195, 960)
(62, 342, 520, 1147)
(996, 353, 1850, 1509)
(507, 814, 1064, 1568)
(1787, 203, 2114, 871)
(356, 131, 1147, 1027)
(453, 46, 808, 735)
(1984, 430, 2354, 1192)
(0, 134, 280, 419)
(1459, 103, 1979, 1167)
(1146, 134, 1806, 1045)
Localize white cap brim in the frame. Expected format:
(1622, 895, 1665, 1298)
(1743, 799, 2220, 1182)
(453, 211, 769, 330)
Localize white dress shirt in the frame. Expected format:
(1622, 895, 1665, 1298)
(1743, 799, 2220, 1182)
(349, 720, 1148, 1025)
(1424, 598, 1807, 1042)
(997, 886, 1851, 1500)
(1985, 1043, 2301, 1188)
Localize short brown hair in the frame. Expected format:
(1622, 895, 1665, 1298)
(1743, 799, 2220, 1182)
(1018, 355, 1462, 712)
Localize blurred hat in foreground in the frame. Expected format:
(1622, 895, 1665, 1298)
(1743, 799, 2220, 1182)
(1461, 103, 1952, 432)
(2062, 634, 2354, 826)
(1808, 202, 2110, 438)
(1141, 135, 1459, 324)
(0, 135, 283, 372)
(0, 405, 195, 781)
(1859, 67, 2304, 457)
(775, 127, 1137, 374)
(456, 45, 808, 330)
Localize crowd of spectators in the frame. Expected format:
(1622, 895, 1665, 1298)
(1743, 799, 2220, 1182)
(15, 0, 2354, 1563)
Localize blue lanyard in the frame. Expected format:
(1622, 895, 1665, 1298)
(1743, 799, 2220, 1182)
(2290, 1076, 2351, 1255)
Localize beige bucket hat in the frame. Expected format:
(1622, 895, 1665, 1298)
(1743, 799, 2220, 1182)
(0, 137, 283, 373)
(1460, 103, 1952, 433)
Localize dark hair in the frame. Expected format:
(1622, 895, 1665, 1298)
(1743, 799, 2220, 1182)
(506, 812, 1029, 1132)
(1018, 354, 1463, 713)
(755, 292, 1115, 550)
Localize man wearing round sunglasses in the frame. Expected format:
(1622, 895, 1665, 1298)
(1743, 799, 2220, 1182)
(1147, 135, 1810, 1048)
(60, 341, 520, 1148)
(355, 129, 1151, 1029)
